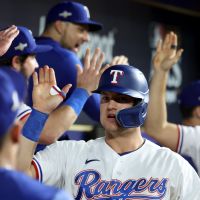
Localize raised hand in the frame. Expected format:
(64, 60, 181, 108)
(110, 55, 129, 66)
(32, 66, 71, 113)
(76, 48, 108, 94)
(153, 32, 183, 72)
(0, 25, 19, 56)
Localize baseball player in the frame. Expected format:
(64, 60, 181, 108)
(0, 68, 72, 200)
(27, 1, 128, 127)
(18, 50, 200, 199)
(144, 31, 200, 175)
(0, 25, 80, 145)
(5, 26, 125, 147)
(26, 1, 103, 124)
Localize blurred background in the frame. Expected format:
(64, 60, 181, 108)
(1, 0, 199, 139)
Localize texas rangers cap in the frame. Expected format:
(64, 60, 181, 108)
(46, 1, 102, 32)
(0, 67, 26, 136)
(1, 26, 52, 60)
(178, 80, 200, 107)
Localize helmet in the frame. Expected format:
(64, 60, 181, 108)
(93, 65, 149, 128)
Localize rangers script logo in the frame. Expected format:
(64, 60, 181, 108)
(75, 170, 168, 199)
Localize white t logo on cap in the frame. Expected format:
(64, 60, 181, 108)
(59, 11, 72, 18)
(110, 70, 124, 84)
(14, 43, 28, 51)
(84, 6, 90, 18)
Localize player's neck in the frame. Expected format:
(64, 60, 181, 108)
(42, 29, 61, 44)
(183, 117, 200, 126)
(105, 129, 144, 154)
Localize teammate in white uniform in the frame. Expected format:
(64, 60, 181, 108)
(19, 52, 200, 199)
(144, 31, 200, 175)
(177, 125, 200, 173)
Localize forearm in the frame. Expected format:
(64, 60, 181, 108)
(144, 32, 183, 150)
(39, 88, 90, 144)
(39, 106, 77, 144)
(17, 136, 37, 177)
(145, 69, 169, 134)
(17, 109, 49, 178)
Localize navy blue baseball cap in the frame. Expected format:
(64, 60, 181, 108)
(1, 26, 52, 60)
(0, 67, 26, 136)
(46, 1, 102, 32)
(178, 80, 200, 107)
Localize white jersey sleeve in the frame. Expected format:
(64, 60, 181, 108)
(17, 103, 32, 121)
(177, 125, 200, 175)
(33, 140, 86, 188)
(172, 152, 200, 199)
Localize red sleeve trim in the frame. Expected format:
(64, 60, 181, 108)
(31, 160, 39, 180)
(20, 112, 31, 121)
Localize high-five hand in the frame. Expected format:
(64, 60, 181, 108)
(153, 32, 183, 72)
(32, 66, 71, 114)
(76, 48, 108, 95)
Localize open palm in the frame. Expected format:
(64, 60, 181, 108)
(153, 32, 183, 72)
(32, 66, 71, 114)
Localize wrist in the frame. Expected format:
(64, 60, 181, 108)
(63, 88, 89, 115)
(22, 108, 49, 142)
(76, 85, 92, 96)
(32, 105, 51, 114)
(154, 68, 169, 77)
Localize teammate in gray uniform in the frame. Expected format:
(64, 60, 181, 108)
(18, 47, 200, 199)
(144, 31, 200, 175)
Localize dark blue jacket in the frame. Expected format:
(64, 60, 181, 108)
(0, 168, 71, 200)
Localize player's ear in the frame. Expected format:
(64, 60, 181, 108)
(195, 106, 200, 118)
(12, 56, 22, 71)
(193, 106, 200, 119)
(10, 123, 21, 144)
(54, 21, 65, 35)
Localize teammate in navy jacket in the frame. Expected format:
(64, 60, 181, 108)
(27, 1, 102, 122)
(0, 68, 72, 200)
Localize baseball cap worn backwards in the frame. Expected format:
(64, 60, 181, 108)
(0, 67, 26, 136)
(178, 80, 200, 107)
(1, 26, 52, 59)
(46, 1, 102, 32)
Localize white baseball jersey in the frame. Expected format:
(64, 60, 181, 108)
(33, 137, 200, 199)
(177, 125, 200, 176)
(17, 103, 32, 121)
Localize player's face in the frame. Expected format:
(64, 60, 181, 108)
(60, 22, 89, 53)
(100, 91, 134, 133)
(20, 55, 39, 79)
